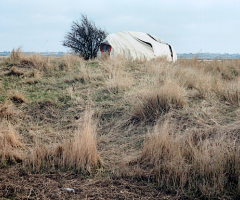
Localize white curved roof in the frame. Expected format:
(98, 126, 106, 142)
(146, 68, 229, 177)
(98, 31, 177, 62)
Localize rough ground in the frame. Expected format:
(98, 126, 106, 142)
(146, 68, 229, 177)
(1, 54, 240, 199)
(0, 168, 176, 200)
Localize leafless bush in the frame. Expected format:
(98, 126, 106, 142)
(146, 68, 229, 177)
(62, 15, 107, 60)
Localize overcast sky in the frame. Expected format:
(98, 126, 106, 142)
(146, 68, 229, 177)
(0, 0, 239, 53)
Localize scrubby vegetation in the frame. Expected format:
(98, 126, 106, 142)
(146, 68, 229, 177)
(0, 49, 240, 199)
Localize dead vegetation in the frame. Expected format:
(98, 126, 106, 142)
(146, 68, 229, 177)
(0, 122, 23, 167)
(141, 121, 240, 197)
(27, 109, 100, 173)
(0, 49, 240, 199)
(8, 90, 27, 104)
(130, 80, 186, 123)
(7, 48, 52, 71)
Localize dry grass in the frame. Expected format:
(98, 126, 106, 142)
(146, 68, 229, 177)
(0, 122, 23, 167)
(103, 56, 132, 93)
(8, 90, 27, 104)
(0, 100, 22, 122)
(1, 51, 240, 198)
(6, 48, 52, 72)
(7, 66, 24, 76)
(59, 53, 83, 71)
(212, 78, 240, 105)
(130, 80, 186, 123)
(27, 109, 100, 173)
(141, 121, 240, 197)
(105, 63, 133, 93)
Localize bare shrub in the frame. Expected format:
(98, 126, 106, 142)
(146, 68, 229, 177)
(141, 121, 240, 197)
(27, 109, 100, 173)
(62, 15, 107, 60)
(0, 122, 23, 167)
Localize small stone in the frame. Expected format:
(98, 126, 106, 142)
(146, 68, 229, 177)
(64, 188, 75, 193)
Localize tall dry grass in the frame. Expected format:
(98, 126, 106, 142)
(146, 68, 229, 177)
(212, 78, 240, 105)
(27, 109, 100, 173)
(0, 122, 23, 167)
(0, 100, 22, 122)
(7, 48, 52, 72)
(130, 80, 186, 123)
(59, 53, 83, 71)
(101, 56, 133, 93)
(141, 121, 240, 197)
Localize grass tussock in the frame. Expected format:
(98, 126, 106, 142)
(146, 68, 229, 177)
(0, 100, 21, 121)
(25, 69, 41, 78)
(130, 80, 186, 123)
(7, 66, 24, 76)
(6, 48, 52, 72)
(0, 122, 23, 167)
(8, 90, 27, 104)
(213, 79, 240, 105)
(27, 109, 100, 173)
(141, 121, 240, 197)
(7, 66, 41, 85)
(59, 53, 82, 71)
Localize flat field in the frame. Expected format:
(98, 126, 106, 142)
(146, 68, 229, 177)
(0, 49, 240, 199)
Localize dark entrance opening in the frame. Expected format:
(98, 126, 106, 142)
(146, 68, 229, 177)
(100, 44, 112, 55)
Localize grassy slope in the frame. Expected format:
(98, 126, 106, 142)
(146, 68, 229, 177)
(0, 50, 240, 199)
